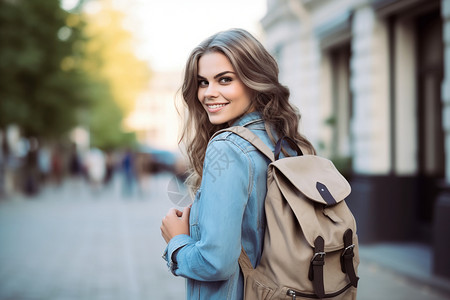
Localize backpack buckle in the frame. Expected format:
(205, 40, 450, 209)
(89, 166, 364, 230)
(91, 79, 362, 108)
(342, 244, 355, 256)
(311, 251, 326, 262)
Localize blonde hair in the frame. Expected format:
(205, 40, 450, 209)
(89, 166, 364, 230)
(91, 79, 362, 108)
(179, 28, 315, 192)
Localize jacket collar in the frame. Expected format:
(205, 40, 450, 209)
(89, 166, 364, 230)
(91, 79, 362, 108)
(230, 112, 264, 127)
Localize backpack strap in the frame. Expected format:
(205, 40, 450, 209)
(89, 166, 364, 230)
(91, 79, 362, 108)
(274, 136, 303, 160)
(308, 236, 326, 299)
(341, 229, 359, 287)
(211, 126, 274, 275)
(212, 126, 275, 162)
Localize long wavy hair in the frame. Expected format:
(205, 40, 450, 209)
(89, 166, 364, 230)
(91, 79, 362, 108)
(179, 28, 315, 192)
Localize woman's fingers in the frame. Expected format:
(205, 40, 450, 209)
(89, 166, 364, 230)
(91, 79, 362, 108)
(167, 207, 189, 219)
(161, 206, 191, 244)
(181, 206, 191, 221)
(167, 208, 182, 217)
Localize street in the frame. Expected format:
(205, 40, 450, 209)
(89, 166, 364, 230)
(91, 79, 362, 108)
(0, 173, 449, 300)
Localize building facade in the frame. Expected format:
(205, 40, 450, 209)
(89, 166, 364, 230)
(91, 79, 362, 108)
(262, 0, 449, 278)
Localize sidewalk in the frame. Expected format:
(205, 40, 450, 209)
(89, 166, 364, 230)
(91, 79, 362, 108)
(359, 243, 450, 299)
(0, 175, 186, 300)
(0, 174, 449, 299)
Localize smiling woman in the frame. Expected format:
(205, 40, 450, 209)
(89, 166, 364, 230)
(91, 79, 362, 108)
(197, 52, 254, 125)
(160, 28, 315, 300)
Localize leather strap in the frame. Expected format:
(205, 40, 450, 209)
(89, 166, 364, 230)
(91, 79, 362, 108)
(308, 236, 326, 299)
(211, 126, 275, 162)
(213, 127, 273, 276)
(341, 229, 359, 287)
(274, 136, 303, 160)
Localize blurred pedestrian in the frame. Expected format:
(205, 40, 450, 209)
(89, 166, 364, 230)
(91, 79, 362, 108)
(51, 146, 63, 186)
(0, 133, 6, 197)
(104, 151, 115, 186)
(86, 148, 106, 191)
(69, 143, 81, 178)
(24, 138, 39, 196)
(135, 152, 151, 198)
(160, 29, 315, 299)
(121, 149, 135, 197)
(37, 146, 51, 185)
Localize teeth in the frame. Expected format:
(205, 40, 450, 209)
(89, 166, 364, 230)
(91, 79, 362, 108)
(208, 104, 226, 109)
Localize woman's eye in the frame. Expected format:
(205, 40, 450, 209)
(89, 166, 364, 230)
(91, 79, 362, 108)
(198, 80, 208, 87)
(219, 77, 232, 84)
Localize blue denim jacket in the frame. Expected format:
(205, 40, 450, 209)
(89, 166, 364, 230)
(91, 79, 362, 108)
(163, 112, 275, 300)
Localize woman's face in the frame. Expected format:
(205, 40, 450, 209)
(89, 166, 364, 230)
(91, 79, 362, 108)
(197, 51, 253, 125)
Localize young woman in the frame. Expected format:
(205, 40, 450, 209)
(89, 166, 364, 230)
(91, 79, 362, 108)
(160, 28, 315, 299)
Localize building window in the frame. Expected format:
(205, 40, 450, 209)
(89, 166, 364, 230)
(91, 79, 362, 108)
(416, 9, 445, 223)
(327, 44, 352, 175)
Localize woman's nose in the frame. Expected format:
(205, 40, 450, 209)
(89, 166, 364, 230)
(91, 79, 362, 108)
(204, 83, 219, 98)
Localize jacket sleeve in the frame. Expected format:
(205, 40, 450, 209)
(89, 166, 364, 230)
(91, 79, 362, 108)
(167, 138, 252, 281)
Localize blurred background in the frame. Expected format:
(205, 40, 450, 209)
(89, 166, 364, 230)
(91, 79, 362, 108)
(0, 0, 449, 299)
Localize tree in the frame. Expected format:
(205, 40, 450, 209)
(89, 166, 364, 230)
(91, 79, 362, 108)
(81, 0, 151, 149)
(0, 0, 90, 138)
(0, 0, 151, 150)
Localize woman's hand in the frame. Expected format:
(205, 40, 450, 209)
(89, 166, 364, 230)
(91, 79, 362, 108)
(161, 206, 191, 244)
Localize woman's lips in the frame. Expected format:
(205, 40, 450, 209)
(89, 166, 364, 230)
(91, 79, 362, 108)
(206, 103, 228, 113)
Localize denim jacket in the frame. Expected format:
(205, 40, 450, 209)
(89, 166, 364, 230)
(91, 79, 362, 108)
(163, 112, 275, 300)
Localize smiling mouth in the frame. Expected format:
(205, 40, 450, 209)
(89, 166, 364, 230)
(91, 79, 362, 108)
(207, 104, 227, 109)
(206, 103, 228, 112)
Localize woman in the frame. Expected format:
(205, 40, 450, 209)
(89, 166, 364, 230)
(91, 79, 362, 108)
(161, 28, 315, 299)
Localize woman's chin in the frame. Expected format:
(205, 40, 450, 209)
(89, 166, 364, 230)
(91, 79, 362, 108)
(208, 115, 228, 126)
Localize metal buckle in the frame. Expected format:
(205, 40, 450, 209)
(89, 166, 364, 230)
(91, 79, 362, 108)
(287, 289, 297, 299)
(342, 244, 355, 256)
(311, 251, 326, 262)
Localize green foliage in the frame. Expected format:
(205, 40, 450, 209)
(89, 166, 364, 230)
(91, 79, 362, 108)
(86, 78, 137, 150)
(330, 155, 352, 177)
(80, 2, 151, 151)
(324, 115, 336, 126)
(0, 0, 88, 137)
(0, 0, 143, 150)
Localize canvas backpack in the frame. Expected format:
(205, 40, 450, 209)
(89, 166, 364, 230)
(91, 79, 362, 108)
(216, 126, 359, 300)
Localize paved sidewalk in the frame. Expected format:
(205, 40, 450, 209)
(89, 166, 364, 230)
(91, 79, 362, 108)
(359, 243, 450, 299)
(0, 175, 186, 300)
(0, 174, 449, 300)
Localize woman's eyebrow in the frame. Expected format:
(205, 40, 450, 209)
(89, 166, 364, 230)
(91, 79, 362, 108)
(197, 71, 235, 79)
(214, 71, 235, 79)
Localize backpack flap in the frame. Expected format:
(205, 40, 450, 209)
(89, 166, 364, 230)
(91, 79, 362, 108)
(272, 155, 351, 206)
(270, 155, 355, 252)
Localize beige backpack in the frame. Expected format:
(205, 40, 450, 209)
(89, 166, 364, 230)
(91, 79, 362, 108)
(219, 127, 359, 300)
